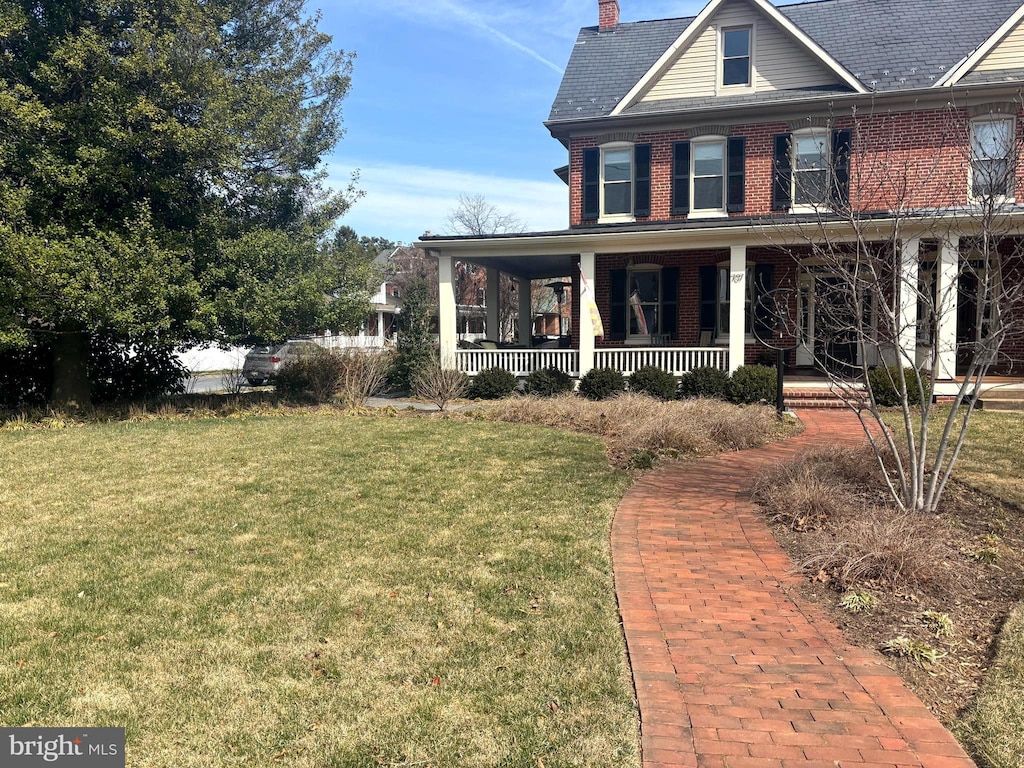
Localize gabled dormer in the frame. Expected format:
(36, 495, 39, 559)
(618, 0, 861, 112)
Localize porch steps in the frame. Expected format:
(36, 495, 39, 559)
(782, 387, 855, 410)
(977, 388, 1024, 412)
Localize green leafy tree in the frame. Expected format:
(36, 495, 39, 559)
(322, 226, 392, 333)
(392, 273, 436, 392)
(0, 0, 357, 405)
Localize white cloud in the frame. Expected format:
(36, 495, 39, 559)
(327, 161, 569, 244)
(360, 0, 570, 72)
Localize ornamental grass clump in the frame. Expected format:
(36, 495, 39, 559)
(485, 392, 779, 468)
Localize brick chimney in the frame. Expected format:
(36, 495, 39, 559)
(599, 0, 619, 30)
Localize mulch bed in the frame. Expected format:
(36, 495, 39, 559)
(764, 481, 1024, 726)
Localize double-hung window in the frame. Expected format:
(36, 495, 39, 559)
(721, 27, 752, 88)
(628, 269, 661, 338)
(793, 131, 829, 207)
(971, 118, 1014, 201)
(692, 140, 726, 214)
(581, 142, 652, 222)
(772, 129, 851, 212)
(603, 147, 633, 216)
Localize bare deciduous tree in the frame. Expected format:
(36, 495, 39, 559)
(445, 193, 526, 237)
(763, 103, 1024, 513)
(445, 194, 529, 342)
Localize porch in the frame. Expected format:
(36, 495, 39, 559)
(417, 220, 1024, 385)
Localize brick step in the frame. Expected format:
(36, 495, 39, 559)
(782, 388, 853, 410)
(978, 391, 1024, 412)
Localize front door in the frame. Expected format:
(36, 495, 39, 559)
(796, 273, 875, 372)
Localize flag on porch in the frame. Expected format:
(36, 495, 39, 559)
(628, 289, 649, 335)
(579, 268, 605, 339)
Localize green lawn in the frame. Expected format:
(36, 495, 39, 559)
(941, 409, 1024, 509)
(0, 414, 639, 767)
(947, 410, 1024, 768)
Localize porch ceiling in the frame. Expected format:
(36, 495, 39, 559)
(456, 253, 578, 281)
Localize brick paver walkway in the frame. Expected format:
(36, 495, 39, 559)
(612, 409, 977, 768)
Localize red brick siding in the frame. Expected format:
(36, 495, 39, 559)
(568, 106, 1024, 225)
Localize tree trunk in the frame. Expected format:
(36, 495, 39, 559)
(50, 330, 91, 409)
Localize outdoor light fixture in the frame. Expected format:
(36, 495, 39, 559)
(545, 281, 572, 337)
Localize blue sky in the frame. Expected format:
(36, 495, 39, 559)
(317, 1, 706, 245)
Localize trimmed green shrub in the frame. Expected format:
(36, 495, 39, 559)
(629, 365, 677, 401)
(867, 365, 932, 407)
(467, 366, 517, 400)
(578, 367, 626, 400)
(678, 366, 730, 400)
(726, 364, 777, 405)
(524, 366, 574, 397)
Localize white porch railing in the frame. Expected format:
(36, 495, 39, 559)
(457, 349, 580, 377)
(311, 333, 387, 350)
(594, 347, 728, 376)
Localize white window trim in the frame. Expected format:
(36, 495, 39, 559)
(714, 261, 755, 343)
(717, 24, 755, 95)
(599, 141, 636, 224)
(626, 264, 661, 341)
(790, 127, 831, 214)
(690, 136, 729, 217)
(969, 116, 1016, 204)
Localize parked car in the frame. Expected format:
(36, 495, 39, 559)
(241, 340, 321, 386)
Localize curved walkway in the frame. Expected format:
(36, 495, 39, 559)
(612, 410, 977, 768)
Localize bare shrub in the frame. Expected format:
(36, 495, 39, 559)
(755, 464, 859, 531)
(412, 358, 468, 411)
(753, 444, 888, 530)
(797, 510, 951, 590)
(221, 366, 246, 395)
(485, 393, 780, 467)
(337, 349, 393, 410)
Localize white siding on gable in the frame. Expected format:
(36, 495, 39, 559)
(975, 19, 1024, 71)
(640, 0, 838, 103)
(644, 23, 718, 100)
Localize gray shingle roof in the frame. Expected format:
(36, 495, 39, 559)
(548, 0, 1024, 124)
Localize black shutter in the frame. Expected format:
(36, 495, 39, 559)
(831, 129, 851, 207)
(772, 133, 792, 211)
(610, 268, 627, 341)
(634, 143, 651, 218)
(662, 267, 679, 340)
(583, 147, 600, 221)
(727, 136, 746, 213)
(753, 264, 775, 342)
(698, 265, 717, 332)
(671, 141, 690, 215)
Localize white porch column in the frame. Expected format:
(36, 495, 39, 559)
(485, 266, 501, 341)
(936, 236, 960, 380)
(898, 237, 920, 366)
(579, 252, 597, 377)
(377, 311, 385, 341)
(437, 254, 458, 368)
(728, 245, 746, 373)
(517, 276, 532, 345)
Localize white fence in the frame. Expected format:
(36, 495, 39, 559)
(594, 347, 728, 376)
(310, 333, 387, 350)
(457, 349, 580, 377)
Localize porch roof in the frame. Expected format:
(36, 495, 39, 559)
(416, 207, 1024, 273)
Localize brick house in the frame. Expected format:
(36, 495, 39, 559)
(418, 0, 1024, 388)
